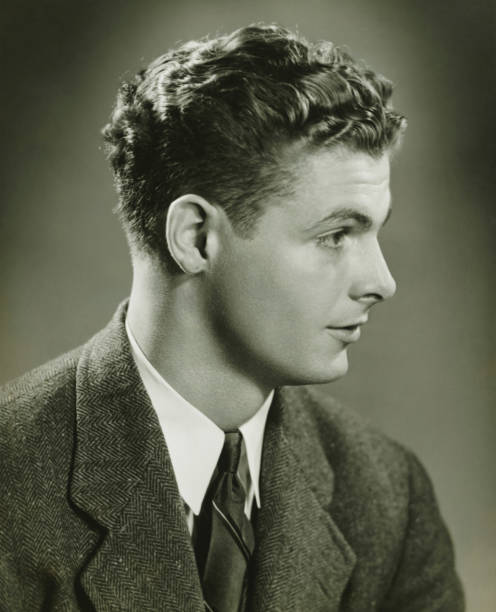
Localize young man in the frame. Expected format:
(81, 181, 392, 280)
(0, 24, 464, 611)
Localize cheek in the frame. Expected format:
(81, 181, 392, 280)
(210, 250, 285, 328)
(213, 243, 344, 337)
(206, 242, 353, 384)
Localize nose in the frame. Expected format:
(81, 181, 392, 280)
(350, 240, 397, 304)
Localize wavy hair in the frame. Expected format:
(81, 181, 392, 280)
(103, 24, 406, 264)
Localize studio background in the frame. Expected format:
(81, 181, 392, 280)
(1, 1, 494, 609)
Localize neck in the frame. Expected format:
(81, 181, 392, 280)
(126, 257, 273, 431)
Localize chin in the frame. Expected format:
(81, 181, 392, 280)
(316, 351, 349, 384)
(283, 348, 349, 386)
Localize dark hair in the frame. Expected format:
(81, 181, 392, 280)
(103, 23, 406, 264)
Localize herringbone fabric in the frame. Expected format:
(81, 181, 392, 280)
(196, 432, 254, 612)
(0, 301, 465, 611)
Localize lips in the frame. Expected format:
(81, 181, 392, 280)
(327, 324, 362, 343)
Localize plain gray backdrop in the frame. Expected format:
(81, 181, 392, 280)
(1, 1, 494, 609)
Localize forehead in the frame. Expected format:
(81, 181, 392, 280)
(271, 147, 391, 227)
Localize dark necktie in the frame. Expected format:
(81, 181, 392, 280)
(194, 431, 255, 612)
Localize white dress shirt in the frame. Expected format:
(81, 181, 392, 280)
(126, 319, 273, 534)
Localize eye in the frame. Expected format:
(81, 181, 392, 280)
(316, 228, 351, 249)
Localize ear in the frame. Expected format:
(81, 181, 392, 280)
(165, 194, 219, 274)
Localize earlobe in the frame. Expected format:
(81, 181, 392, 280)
(165, 194, 216, 274)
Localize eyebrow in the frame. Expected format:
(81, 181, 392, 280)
(306, 204, 392, 233)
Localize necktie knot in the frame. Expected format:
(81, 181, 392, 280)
(219, 431, 242, 474)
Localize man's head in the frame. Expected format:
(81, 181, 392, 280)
(105, 24, 406, 385)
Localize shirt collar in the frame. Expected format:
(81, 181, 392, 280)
(126, 319, 273, 516)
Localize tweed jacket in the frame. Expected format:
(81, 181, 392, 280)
(0, 303, 464, 611)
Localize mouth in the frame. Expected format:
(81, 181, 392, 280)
(326, 322, 364, 343)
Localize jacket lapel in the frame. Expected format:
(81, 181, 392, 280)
(69, 303, 204, 611)
(248, 387, 356, 612)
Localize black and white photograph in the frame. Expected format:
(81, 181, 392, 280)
(1, 1, 493, 610)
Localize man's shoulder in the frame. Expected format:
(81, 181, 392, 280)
(281, 385, 413, 494)
(0, 345, 84, 447)
(284, 385, 409, 459)
(277, 389, 463, 610)
(1, 345, 82, 408)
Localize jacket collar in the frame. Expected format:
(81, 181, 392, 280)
(70, 301, 204, 610)
(248, 386, 356, 611)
